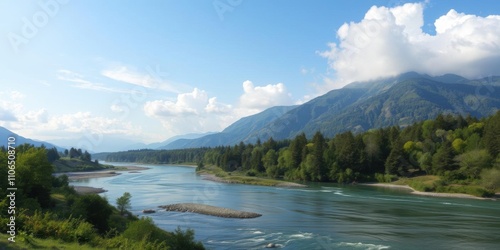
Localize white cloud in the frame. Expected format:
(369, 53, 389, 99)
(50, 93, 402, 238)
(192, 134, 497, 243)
(57, 69, 135, 94)
(205, 97, 232, 114)
(320, 2, 500, 89)
(102, 66, 188, 93)
(110, 104, 125, 113)
(144, 81, 296, 137)
(22, 109, 49, 123)
(239, 81, 293, 110)
(144, 88, 234, 136)
(144, 88, 209, 117)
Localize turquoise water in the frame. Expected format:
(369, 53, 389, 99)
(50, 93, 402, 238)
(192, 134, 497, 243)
(72, 163, 500, 249)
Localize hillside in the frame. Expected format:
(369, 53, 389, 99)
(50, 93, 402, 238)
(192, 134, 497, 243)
(0, 126, 66, 152)
(159, 73, 500, 149)
(247, 73, 500, 141)
(52, 158, 115, 172)
(162, 105, 296, 149)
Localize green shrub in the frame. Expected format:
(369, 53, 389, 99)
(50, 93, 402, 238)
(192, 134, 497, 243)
(246, 170, 257, 176)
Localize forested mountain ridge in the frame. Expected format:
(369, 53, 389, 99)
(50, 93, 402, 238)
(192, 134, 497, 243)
(165, 72, 500, 149)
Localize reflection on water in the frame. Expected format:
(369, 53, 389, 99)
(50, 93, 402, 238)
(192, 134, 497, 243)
(71, 163, 500, 250)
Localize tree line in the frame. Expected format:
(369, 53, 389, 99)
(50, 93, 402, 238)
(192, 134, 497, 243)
(105, 112, 500, 193)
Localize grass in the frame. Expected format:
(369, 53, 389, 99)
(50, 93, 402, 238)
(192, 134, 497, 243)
(391, 175, 494, 197)
(0, 234, 103, 250)
(197, 165, 303, 187)
(53, 158, 115, 173)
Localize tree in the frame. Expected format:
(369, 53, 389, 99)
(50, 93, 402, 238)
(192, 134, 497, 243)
(17, 147, 54, 208)
(116, 192, 132, 215)
(455, 149, 493, 179)
(72, 194, 113, 234)
(290, 133, 307, 169)
(81, 150, 91, 161)
(46, 147, 60, 163)
(431, 141, 456, 175)
(310, 131, 326, 181)
(483, 111, 500, 157)
(385, 141, 405, 175)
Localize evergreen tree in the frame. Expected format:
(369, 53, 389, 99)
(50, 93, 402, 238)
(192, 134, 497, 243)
(431, 141, 456, 175)
(483, 111, 500, 157)
(310, 131, 326, 181)
(290, 133, 307, 169)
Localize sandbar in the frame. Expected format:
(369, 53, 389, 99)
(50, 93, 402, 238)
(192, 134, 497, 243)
(160, 203, 262, 219)
(362, 183, 498, 200)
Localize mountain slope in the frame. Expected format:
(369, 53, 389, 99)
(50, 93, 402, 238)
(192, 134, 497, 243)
(0, 126, 66, 151)
(162, 106, 296, 149)
(248, 73, 500, 140)
(162, 72, 500, 149)
(303, 79, 500, 138)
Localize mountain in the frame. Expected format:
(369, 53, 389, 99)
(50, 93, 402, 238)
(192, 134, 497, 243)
(150, 132, 216, 149)
(161, 106, 297, 149)
(48, 135, 145, 153)
(250, 73, 500, 140)
(164, 72, 500, 149)
(0, 126, 66, 152)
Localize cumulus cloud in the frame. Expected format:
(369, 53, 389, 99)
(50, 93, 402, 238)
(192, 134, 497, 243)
(239, 81, 293, 110)
(144, 88, 234, 135)
(320, 2, 500, 89)
(144, 88, 210, 117)
(144, 81, 295, 136)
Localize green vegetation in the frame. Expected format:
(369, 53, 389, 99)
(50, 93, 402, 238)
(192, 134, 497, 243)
(198, 165, 301, 186)
(105, 111, 500, 197)
(0, 145, 204, 249)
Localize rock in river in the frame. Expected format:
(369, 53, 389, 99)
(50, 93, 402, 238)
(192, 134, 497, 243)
(159, 203, 262, 219)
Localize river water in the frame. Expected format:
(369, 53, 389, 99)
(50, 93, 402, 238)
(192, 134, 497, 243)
(71, 163, 500, 250)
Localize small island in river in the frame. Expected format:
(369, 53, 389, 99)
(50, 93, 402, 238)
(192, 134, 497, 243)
(159, 203, 262, 219)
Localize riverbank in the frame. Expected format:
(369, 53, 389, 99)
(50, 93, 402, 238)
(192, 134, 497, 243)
(200, 173, 306, 187)
(362, 183, 500, 200)
(72, 186, 107, 194)
(160, 203, 262, 218)
(64, 165, 149, 194)
(197, 164, 307, 187)
(62, 165, 149, 180)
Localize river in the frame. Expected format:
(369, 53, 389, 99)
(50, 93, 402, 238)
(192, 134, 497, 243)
(71, 163, 500, 250)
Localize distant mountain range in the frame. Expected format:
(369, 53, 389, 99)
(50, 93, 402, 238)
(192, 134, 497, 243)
(0, 127, 66, 152)
(5, 72, 500, 153)
(160, 106, 296, 149)
(48, 132, 215, 153)
(162, 72, 500, 149)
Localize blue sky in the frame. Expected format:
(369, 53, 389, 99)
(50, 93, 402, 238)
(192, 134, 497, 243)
(1, 0, 499, 151)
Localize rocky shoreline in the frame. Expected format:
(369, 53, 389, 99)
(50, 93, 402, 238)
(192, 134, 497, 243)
(159, 203, 262, 219)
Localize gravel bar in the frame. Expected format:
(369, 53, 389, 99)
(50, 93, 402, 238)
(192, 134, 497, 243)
(159, 203, 262, 219)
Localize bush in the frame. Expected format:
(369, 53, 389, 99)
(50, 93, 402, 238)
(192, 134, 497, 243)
(20, 211, 98, 243)
(122, 218, 205, 250)
(122, 217, 170, 243)
(71, 194, 113, 234)
(375, 173, 396, 183)
(246, 170, 257, 176)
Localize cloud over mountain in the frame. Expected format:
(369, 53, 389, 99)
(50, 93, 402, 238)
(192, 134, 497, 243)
(321, 3, 500, 89)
